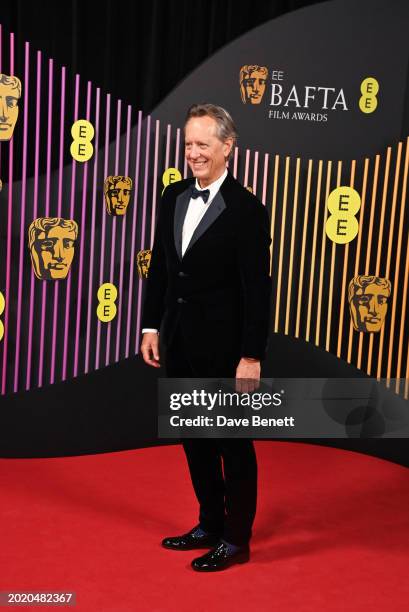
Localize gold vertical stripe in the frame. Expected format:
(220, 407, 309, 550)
(364, 155, 380, 274)
(295, 159, 313, 338)
(365, 154, 380, 376)
(375, 147, 391, 275)
(315, 160, 332, 347)
(325, 162, 342, 352)
(275, 156, 290, 333)
(375, 147, 392, 379)
(270, 154, 279, 278)
(306, 160, 323, 343)
(349, 158, 369, 367)
(285, 157, 300, 334)
(337, 160, 356, 357)
(382, 142, 403, 385)
(395, 138, 409, 394)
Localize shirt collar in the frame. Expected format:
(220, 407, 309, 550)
(194, 168, 228, 204)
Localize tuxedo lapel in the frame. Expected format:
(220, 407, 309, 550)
(183, 190, 226, 257)
(174, 187, 191, 260)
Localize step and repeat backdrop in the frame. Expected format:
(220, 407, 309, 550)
(0, 0, 408, 456)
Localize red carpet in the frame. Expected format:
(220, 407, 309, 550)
(1, 442, 409, 611)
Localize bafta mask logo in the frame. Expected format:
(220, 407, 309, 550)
(137, 249, 152, 279)
(348, 275, 391, 333)
(104, 176, 132, 216)
(239, 65, 268, 105)
(28, 218, 78, 280)
(0, 73, 22, 141)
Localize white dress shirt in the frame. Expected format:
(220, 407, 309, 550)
(142, 169, 228, 334)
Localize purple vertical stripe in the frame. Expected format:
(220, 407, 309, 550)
(38, 58, 54, 387)
(50, 66, 66, 384)
(62, 74, 80, 380)
(125, 111, 142, 358)
(26, 51, 42, 390)
(252, 151, 259, 194)
(244, 149, 250, 186)
(150, 119, 160, 248)
(115, 105, 132, 362)
(183, 154, 188, 178)
(84, 88, 101, 373)
(233, 147, 238, 178)
(73, 81, 92, 376)
(95, 94, 111, 370)
(165, 124, 171, 169)
(0, 25, 2, 175)
(13, 42, 30, 392)
(1, 32, 15, 394)
(134, 115, 151, 353)
(174, 127, 180, 169)
(261, 153, 269, 205)
(105, 99, 122, 366)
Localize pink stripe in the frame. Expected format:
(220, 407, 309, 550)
(50, 66, 66, 384)
(26, 51, 42, 390)
(135, 115, 151, 353)
(62, 74, 80, 380)
(13, 42, 30, 392)
(165, 124, 171, 169)
(73, 81, 92, 376)
(84, 88, 101, 373)
(150, 119, 160, 248)
(0, 24, 2, 172)
(233, 147, 238, 178)
(261, 153, 269, 205)
(183, 154, 188, 178)
(252, 151, 259, 194)
(244, 149, 250, 186)
(125, 111, 142, 358)
(95, 94, 111, 369)
(105, 99, 122, 366)
(38, 58, 54, 387)
(1, 33, 15, 394)
(115, 105, 132, 362)
(175, 127, 180, 169)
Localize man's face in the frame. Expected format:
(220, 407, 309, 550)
(0, 81, 20, 140)
(242, 70, 267, 104)
(31, 225, 76, 280)
(106, 181, 131, 215)
(185, 116, 232, 188)
(350, 283, 389, 332)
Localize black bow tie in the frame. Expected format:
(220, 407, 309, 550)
(190, 185, 210, 203)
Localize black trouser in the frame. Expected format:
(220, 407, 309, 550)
(164, 324, 257, 546)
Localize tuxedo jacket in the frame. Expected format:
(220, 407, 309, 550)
(141, 171, 272, 367)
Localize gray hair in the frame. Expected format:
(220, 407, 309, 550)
(185, 103, 237, 160)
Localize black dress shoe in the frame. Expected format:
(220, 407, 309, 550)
(191, 541, 250, 571)
(161, 526, 221, 551)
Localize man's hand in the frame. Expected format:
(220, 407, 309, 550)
(235, 357, 260, 393)
(141, 332, 161, 368)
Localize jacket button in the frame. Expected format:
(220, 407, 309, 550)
(177, 297, 186, 304)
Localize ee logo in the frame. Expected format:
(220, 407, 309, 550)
(70, 119, 94, 162)
(162, 168, 182, 195)
(325, 187, 361, 244)
(0, 291, 4, 341)
(96, 283, 117, 322)
(359, 77, 379, 114)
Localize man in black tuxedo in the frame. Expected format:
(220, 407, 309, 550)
(141, 104, 271, 571)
